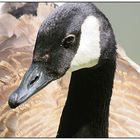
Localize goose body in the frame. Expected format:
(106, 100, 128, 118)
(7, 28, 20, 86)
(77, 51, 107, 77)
(8, 3, 116, 137)
(0, 2, 140, 137)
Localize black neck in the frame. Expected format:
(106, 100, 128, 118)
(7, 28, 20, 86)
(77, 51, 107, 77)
(57, 59, 116, 138)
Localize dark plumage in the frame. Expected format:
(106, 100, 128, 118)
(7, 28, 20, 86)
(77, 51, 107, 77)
(8, 3, 117, 137)
(0, 2, 140, 137)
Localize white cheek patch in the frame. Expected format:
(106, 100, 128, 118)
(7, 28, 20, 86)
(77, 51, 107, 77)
(69, 15, 101, 72)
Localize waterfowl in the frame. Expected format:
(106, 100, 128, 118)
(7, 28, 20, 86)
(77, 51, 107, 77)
(7, 3, 115, 137)
(0, 2, 140, 137)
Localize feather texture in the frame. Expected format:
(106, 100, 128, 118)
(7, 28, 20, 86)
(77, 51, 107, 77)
(0, 3, 140, 137)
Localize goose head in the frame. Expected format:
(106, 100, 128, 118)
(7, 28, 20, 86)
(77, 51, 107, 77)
(8, 3, 116, 109)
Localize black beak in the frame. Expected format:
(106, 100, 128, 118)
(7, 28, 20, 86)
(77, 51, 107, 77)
(8, 62, 53, 109)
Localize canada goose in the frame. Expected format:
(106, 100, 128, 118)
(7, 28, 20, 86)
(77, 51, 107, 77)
(8, 3, 117, 137)
(0, 2, 140, 137)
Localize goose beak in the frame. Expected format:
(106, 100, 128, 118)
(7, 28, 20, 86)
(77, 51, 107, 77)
(8, 62, 53, 109)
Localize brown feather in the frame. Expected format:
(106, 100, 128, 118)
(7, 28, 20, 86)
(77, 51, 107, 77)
(0, 3, 140, 137)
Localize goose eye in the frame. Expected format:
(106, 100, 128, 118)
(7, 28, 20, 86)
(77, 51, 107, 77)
(61, 34, 75, 48)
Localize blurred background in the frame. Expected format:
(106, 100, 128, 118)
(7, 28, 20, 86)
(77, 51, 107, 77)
(93, 3, 140, 65)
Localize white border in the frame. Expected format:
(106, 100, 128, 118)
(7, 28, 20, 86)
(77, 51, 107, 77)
(0, 1, 139, 140)
(0, 0, 140, 2)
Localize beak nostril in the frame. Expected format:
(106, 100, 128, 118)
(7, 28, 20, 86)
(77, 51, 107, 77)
(28, 75, 39, 88)
(30, 76, 39, 85)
